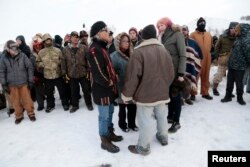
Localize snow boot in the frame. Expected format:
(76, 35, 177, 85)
(221, 93, 232, 103)
(128, 145, 150, 155)
(168, 122, 181, 133)
(108, 127, 123, 142)
(237, 96, 246, 105)
(100, 136, 120, 153)
(15, 117, 24, 124)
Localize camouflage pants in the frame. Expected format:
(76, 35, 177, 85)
(213, 65, 228, 84)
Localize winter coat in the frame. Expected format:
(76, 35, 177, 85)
(0, 52, 34, 86)
(87, 38, 118, 105)
(36, 46, 64, 79)
(216, 30, 236, 54)
(111, 32, 133, 104)
(16, 35, 31, 58)
(62, 44, 89, 78)
(161, 25, 186, 76)
(122, 39, 175, 106)
(228, 23, 250, 71)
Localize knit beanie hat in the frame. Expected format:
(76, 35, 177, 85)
(90, 21, 107, 37)
(54, 35, 63, 45)
(129, 27, 138, 35)
(142, 24, 157, 40)
(229, 22, 239, 29)
(197, 17, 206, 26)
(156, 17, 173, 28)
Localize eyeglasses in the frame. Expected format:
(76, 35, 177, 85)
(121, 40, 129, 44)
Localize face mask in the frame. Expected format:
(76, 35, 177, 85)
(197, 21, 206, 31)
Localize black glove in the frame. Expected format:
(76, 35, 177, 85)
(28, 82, 34, 90)
(2, 84, 10, 94)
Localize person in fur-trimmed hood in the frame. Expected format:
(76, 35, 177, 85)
(157, 17, 186, 133)
(122, 24, 174, 155)
(110, 32, 137, 132)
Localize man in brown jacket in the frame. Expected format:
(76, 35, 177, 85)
(122, 24, 174, 155)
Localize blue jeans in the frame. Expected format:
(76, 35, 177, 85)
(136, 104, 168, 153)
(97, 104, 114, 136)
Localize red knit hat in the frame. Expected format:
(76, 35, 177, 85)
(156, 17, 173, 29)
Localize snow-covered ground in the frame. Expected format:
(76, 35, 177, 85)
(0, 67, 250, 167)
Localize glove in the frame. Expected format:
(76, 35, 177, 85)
(28, 82, 34, 90)
(2, 84, 10, 94)
(63, 74, 70, 83)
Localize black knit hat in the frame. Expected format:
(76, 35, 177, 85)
(229, 22, 239, 29)
(54, 35, 63, 45)
(197, 17, 206, 26)
(142, 24, 157, 40)
(90, 21, 107, 37)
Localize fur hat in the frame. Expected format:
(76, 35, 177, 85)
(142, 24, 157, 40)
(171, 77, 191, 98)
(54, 35, 63, 45)
(129, 27, 138, 35)
(156, 17, 173, 29)
(16, 35, 26, 44)
(197, 17, 206, 26)
(229, 22, 239, 29)
(90, 21, 107, 37)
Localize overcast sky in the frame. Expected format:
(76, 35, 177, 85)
(0, 0, 249, 45)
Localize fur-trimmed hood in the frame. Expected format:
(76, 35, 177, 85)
(114, 32, 133, 60)
(135, 38, 163, 49)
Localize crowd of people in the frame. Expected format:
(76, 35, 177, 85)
(0, 17, 250, 155)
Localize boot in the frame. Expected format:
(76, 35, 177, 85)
(213, 83, 220, 96)
(221, 93, 232, 103)
(108, 127, 123, 142)
(100, 136, 120, 153)
(237, 96, 246, 105)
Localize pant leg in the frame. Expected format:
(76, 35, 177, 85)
(235, 70, 245, 97)
(168, 88, 182, 123)
(154, 104, 168, 138)
(200, 56, 211, 95)
(55, 77, 69, 106)
(69, 78, 80, 107)
(97, 105, 111, 136)
(108, 104, 114, 128)
(34, 82, 44, 108)
(19, 85, 35, 117)
(225, 69, 235, 97)
(44, 79, 55, 108)
(136, 105, 153, 150)
(9, 87, 23, 119)
(127, 103, 137, 128)
(118, 104, 127, 129)
(79, 77, 92, 106)
(213, 65, 227, 85)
